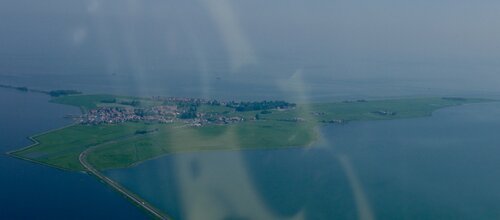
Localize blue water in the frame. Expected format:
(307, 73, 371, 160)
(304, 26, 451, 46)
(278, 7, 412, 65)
(2, 72, 499, 102)
(0, 88, 146, 219)
(3, 85, 500, 219)
(106, 102, 500, 220)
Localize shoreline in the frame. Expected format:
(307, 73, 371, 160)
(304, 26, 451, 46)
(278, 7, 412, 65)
(2, 89, 172, 219)
(7, 125, 172, 219)
(6, 94, 497, 220)
(6, 123, 78, 155)
(80, 146, 170, 220)
(6, 123, 80, 172)
(99, 100, 500, 171)
(8, 100, 488, 171)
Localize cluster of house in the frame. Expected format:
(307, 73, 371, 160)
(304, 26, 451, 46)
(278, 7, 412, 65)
(76, 96, 299, 126)
(149, 105, 178, 115)
(151, 96, 204, 102)
(78, 107, 175, 125)
(78, 105, 245, 126)
(371, 110, 397, 116)
(151, 96, 224, 105)
(182, 115, 244, 127)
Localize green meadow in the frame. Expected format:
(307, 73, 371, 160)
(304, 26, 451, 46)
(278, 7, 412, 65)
(10, 94, 489, 171)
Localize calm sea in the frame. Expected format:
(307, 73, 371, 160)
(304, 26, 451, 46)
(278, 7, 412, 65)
(0, 88, 146, 219)
(3, 81, 500, 219)
(106, 101, 500, 220)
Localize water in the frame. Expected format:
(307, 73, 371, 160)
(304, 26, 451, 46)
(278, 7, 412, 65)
(3, 1, 500, 218)
(0, 88, 146, 219)
(2, 83, 500, 219)
(106, 102, 500, 220)
(2, 71, 499, 103)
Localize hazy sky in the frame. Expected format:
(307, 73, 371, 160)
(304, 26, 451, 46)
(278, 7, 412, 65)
(1, 0, 499, 94)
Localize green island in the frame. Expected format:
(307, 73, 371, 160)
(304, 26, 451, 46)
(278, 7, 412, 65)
(9, 94, 490, 171)
(6, 91, 493, 219)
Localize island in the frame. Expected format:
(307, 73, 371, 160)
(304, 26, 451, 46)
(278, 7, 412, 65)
(5, 91, 491, 219)
(9, 93, 489, 171)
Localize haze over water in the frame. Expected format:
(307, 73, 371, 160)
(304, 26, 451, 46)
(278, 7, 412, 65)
(1, 0, 500, 101)
(106, 102, 500, 220)
(2, 0, 500, 219)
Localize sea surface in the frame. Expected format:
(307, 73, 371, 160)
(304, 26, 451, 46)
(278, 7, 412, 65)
(3, 1, 500, 218)
(105, 101, 500, 220)
(3, 83, 500, 219)
(0, 88, 146, 219)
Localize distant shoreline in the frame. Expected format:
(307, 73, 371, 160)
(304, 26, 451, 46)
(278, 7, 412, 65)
(4, 89, 496, 220)
(0, 83, 82, 97)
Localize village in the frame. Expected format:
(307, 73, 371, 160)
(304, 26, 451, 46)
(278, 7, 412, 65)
(77, 104, 245, 127)
(76, 96, 295, 127)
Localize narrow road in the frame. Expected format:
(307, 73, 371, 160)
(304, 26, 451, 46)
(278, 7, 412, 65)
(79, 149, 170, 220)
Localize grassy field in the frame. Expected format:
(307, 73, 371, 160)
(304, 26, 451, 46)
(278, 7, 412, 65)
(50, 94, 163, 112)
(265, 97, 488, 122)
(11, 122, 154, 170)
(11, 121, 315, 171)
(87, 120, 316, 170)
(10, 95, 491, 171)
